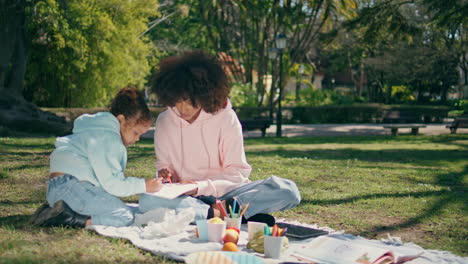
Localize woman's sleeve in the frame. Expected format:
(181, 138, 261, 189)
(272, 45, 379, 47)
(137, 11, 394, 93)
(154, 114, 178, 178)
(88, 135, 146, 197)
(195, 111, 252, 197)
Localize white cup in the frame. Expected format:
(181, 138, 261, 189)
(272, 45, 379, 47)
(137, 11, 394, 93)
(196, 220, 209, 241)
(248, 221, 266, 241)
(207, 222, 226, 243)
(264, 235, 286, 259)
(225, 217, 242, 230)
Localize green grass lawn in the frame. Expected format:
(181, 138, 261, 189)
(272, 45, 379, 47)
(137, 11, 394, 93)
(0, 134, 467, 263)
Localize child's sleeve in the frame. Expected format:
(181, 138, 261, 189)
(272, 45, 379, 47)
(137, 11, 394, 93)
(195, 112, 252, 197)
(87, 136, 146, 197)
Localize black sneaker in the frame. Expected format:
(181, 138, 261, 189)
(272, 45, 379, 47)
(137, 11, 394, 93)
(30, 200, 88, 228)
(242, 213, 276, 227)
(29, 203, 51, 225)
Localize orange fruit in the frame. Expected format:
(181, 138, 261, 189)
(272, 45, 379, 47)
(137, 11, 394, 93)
(222, 242, 239, 252)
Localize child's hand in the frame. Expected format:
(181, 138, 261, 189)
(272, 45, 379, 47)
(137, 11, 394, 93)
(145, 178, 163, 193)
(158, 169, 174, 183)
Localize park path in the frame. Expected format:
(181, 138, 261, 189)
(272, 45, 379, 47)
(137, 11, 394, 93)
(142, 123, 467, 139)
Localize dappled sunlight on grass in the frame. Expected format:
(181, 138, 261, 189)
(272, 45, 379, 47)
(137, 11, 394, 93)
(0, 134, 467, 259)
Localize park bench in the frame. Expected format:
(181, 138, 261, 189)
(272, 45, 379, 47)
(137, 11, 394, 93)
(446, 117, 468, 134)
(382, 110, 426, 135)
(239, 117, 273, 137)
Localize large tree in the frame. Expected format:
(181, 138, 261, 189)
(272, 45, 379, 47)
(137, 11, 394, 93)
(1, 0, 68, 134)
(0, 0, 159, 134)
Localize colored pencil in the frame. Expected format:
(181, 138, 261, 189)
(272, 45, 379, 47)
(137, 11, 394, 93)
(228, 205, 234, 217)
(232, 199, 237, 214)
(281, 227, 288, 236)
(216, 200, 228, 217)
(238, 203, 250, 218)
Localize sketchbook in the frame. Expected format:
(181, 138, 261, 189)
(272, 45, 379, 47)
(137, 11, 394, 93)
(290, 236, 422, 264)
(145, 183, 197, 199)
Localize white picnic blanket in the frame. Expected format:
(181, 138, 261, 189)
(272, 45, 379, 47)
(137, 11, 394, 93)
(88, 208, 468, 264)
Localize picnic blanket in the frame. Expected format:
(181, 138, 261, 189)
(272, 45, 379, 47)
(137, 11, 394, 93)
(88, 207, 467, 264)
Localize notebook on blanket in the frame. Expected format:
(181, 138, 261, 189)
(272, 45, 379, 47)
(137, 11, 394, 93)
(290, 236, 422, 264)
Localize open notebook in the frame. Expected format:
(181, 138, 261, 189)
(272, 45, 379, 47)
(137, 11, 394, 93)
(145, 183, 197, 199)
(291, 236, 422, 264)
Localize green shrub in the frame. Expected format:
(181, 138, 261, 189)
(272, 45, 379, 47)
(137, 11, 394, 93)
(287, 104, 383, 124)
(454, 99, 468, 112)
(290, 88, 363, 106)
(285, 104, 450, 124)
(230, 83, 258, 107)
(391, 85, 416, 103)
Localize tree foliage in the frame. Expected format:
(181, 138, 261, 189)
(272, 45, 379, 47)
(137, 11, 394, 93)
(26, 0, 159, 107)
(147, 0, 358, 107)
(322, 0, 467, 103)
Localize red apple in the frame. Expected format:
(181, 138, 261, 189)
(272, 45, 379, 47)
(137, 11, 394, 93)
(226, 227, 240, 234)
(223, 229, 239, 244)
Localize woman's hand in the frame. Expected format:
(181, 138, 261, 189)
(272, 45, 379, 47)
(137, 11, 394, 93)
(158, 168, 178, 183)
(145, 178, 163, 193)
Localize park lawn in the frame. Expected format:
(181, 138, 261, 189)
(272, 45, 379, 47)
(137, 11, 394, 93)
(0, 134, 467, 263)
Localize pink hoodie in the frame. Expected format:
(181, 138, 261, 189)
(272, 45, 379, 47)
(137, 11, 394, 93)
(154, 100, 252, 197)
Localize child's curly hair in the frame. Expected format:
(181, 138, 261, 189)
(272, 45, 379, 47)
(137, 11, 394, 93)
(110, 87, 152, 124)
(151, 51, 230, 113)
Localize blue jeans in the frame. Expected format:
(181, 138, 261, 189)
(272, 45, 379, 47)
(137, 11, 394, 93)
(139, 176, 301, 220)
(46, 174, 134, 227)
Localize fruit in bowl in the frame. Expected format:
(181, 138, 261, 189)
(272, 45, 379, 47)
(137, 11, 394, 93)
(208, 217, 224, 224)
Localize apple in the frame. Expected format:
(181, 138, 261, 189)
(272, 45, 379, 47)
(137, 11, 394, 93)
(223, 229, 239, 244)
(226, 227, 240, 234)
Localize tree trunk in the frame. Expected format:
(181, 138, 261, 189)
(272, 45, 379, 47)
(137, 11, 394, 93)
(0, 0, 69, 135)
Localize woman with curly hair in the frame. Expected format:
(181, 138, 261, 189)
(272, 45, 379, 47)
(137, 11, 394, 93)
(139, 51, 300, 225)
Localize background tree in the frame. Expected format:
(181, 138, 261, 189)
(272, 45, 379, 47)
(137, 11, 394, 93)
(1, 0, 68, 134)
(25, 0, 159, 107)
(155, 0, 358, 107)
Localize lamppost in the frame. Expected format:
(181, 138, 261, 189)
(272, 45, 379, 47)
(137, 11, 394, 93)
(268, 48, 278, 121)
(275, 33, 287, 137)
(296, 64, 305, 101)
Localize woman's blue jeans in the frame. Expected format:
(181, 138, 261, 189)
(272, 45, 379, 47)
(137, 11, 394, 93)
(139, 176, 301, 220)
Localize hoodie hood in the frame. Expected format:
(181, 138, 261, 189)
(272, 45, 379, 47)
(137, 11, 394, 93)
(167, 99, 233, 126)
(73, 112, 120, 135)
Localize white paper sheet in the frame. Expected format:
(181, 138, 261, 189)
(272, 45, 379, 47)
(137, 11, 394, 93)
(145, 183, 197, 199)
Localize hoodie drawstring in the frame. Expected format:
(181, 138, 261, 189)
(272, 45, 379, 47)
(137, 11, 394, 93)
(200, 124, 211, 168)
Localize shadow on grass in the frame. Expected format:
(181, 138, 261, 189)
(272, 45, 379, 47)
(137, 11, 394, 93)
(0, 214, 32, 229)
(362, 165, 467, 234)
(0, 141, 54, 149)
(246, 148, 467, 163)
(244, 134, 468, 146)
(301, 165, 467, 236)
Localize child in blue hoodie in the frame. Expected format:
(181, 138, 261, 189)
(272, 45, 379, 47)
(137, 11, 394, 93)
(30, 87, 162, 228)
